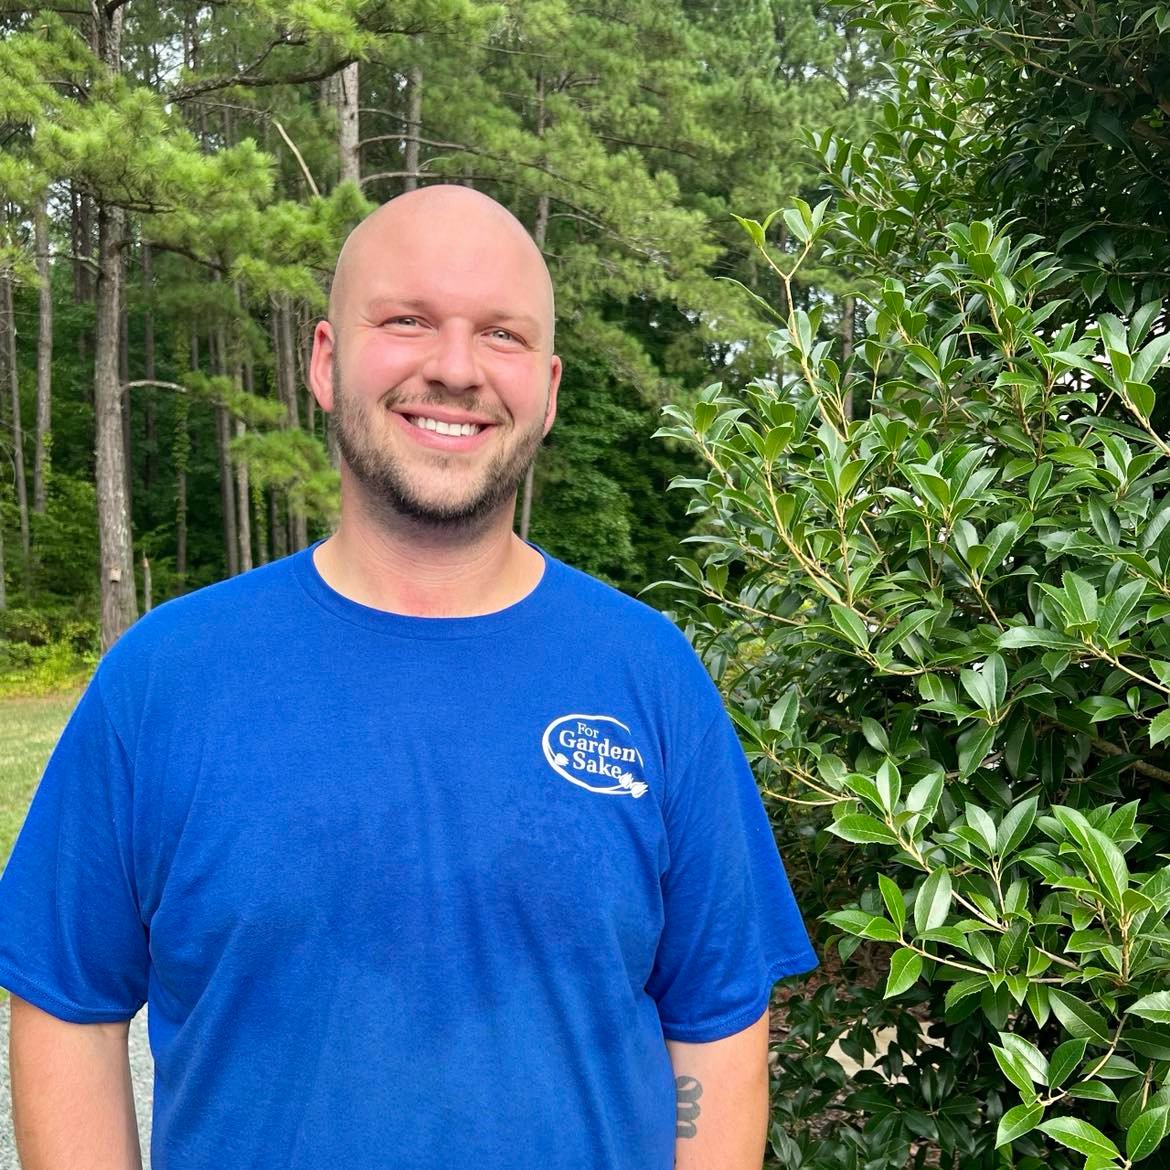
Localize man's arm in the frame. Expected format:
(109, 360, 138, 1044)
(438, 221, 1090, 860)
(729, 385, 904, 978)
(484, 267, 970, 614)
(9, 994, 142, 1170)
(666, 1007, 771, 1170)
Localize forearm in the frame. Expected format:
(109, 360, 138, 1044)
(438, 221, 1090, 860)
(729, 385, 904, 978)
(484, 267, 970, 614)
(666, 1009, 770, 1170)
(9, 994, 142, 1170)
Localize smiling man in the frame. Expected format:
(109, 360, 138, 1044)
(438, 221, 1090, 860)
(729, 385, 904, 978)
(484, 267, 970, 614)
(0, 186, 815, 1170)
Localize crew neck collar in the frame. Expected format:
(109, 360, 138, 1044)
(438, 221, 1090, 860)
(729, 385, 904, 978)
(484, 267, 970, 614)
(291, 540, 561, 638)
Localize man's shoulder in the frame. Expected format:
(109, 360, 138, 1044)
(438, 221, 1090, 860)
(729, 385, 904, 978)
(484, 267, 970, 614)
(542, 555, 710, 682)
(103, 553, 307, 673)
(547, 557, 688, 641)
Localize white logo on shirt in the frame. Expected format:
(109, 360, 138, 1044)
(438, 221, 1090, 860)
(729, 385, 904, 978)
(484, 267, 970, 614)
(541, 714, 648, 798)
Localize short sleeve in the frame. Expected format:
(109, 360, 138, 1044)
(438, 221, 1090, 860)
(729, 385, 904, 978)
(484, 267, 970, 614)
(0, 671, 149, 1022)
(646, 707, 817, 1042)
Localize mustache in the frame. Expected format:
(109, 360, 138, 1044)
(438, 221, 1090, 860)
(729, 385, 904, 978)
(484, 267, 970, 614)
(380, 389, 509, 426)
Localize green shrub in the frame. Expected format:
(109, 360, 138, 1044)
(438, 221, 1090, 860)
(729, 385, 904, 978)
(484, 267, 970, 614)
(660, 217, 1170, 1170)
(659, 2, 1170, 1163)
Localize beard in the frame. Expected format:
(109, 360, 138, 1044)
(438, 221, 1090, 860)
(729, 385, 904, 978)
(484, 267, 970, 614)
(332, 362, 547, 530)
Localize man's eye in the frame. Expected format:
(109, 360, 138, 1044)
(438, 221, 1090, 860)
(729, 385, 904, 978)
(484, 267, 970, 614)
(488, 328, 519, 342)
(386, 316, 421, 327)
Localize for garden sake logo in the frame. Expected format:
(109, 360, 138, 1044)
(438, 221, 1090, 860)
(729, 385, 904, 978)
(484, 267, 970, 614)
(541, 714, 648, 798)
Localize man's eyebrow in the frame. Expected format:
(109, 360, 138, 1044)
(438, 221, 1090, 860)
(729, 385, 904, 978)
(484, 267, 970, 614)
(364, 297, 544, 336)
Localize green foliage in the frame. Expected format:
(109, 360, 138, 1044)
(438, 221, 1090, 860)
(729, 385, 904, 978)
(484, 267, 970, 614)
(662, 5, 1170, 1163)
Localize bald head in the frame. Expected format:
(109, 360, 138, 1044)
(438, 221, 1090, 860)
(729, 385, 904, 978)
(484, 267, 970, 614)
(329, 186, 555, 347)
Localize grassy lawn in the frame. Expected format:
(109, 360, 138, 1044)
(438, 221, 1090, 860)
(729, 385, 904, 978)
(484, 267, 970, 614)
(0, 691, 78, 865)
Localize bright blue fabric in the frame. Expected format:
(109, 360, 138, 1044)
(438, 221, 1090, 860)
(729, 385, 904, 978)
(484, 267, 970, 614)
(0, 548, 816, 1169)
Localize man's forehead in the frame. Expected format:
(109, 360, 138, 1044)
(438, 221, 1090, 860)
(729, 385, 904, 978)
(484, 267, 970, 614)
(325, 191, 552, 329)
(330, 187, 555, 325)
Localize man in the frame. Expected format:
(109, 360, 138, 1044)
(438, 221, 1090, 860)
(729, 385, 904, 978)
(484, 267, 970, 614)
(0, 186, 815, 1169)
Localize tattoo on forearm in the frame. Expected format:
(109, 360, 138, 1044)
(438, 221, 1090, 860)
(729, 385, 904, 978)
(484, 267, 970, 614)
(675, 1075, 703, 1139)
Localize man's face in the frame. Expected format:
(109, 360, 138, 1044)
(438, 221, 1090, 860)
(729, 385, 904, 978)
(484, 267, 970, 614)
(311, 197, 561, 529)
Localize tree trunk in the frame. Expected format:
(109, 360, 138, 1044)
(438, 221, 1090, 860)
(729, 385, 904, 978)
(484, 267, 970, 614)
(73, 188, 94, 306)
(518, 75, 550, 543)
(142, 554, 152, 613)
(120, 248, 132, 516)
(176, 331, 195, 588)
(33, 194, 52, 514)
(270, 491, 287, 560)
(175, 392, 189, 588)
(235, 416, 252, 572)
(213, 322, 239, 578)
(1, 266, 30, 571)
(253, 481, 268, 566)
(300, 303, 315, 435)
(404, 62, 422, 192)
(336, 61, 360, 185)
(273, 297, 308, 550)
(95, 200, 138, 649)
(142, 242, 157, 493)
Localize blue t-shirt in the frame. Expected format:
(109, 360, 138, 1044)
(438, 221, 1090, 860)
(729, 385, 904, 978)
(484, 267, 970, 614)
(0, 548, 815, 1169)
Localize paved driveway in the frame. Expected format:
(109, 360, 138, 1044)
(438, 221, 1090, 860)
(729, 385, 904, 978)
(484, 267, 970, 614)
(0, 1002, 153, 1168)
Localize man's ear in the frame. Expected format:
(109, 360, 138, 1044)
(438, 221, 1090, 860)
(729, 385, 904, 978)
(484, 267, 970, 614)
(542, 354, 562, 436)
(308, 320, 336, 413)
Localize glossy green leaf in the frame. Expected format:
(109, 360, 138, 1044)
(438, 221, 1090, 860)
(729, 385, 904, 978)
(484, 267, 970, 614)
(1127, 1105, 1170, 1162)
(996, 1102, 1044, 1148)
(884, 947, 923, 997)
(877, 873, 907, 934)
(913, 867, 953, 934)
(1037, 1116, 1119, 1160)
(1127, 992, 1170, 1025)
(1049, 989, 1111, 1045)
(1048, 1038, 1087, 1088)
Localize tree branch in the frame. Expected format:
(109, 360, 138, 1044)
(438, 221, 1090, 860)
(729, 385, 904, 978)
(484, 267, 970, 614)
(170, 52, 350, 103)
(122, 379, 189, 394)
(272, 119, 320, 197)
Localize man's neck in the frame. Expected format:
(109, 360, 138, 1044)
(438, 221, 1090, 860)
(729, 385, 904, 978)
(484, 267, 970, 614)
(312, 505, 545, 618)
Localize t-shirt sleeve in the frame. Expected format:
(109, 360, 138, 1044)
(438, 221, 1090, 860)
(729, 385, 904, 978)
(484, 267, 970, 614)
(646, 704, 817, 1043)
(0, 671, 149, 1022)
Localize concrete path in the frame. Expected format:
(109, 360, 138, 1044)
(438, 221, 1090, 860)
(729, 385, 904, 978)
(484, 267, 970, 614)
(0, 1002, 153, 1168)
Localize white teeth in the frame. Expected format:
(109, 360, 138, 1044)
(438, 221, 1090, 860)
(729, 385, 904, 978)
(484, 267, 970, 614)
(408, 415, 481, 437)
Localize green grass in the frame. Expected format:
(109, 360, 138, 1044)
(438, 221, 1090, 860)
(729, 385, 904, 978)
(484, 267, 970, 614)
(0, 691, 79, 865)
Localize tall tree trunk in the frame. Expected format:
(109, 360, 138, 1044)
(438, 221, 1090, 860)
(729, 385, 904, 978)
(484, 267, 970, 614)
(93, 3, 136, 649)
(235, 416, 252, 572)
(336, 61, 360, 185)
(270, 491, 287, 561)
(273, 296, 308, 550)
(73, 188, 94, 306)
(213, 322, 239, 577)
(175, 392, 189, 588)
(253, 481, 268, 566)
(518, 73, 550, 544)
(300, 304, 315, 435)
(120, 248, 132, 516)
(95, 201, 138, 648)
(404, 62, 422, 192)
(176, 331, 195, 588)
(1, 265, 30, 571)
(142, 242, 157, 493)
(33, 194, 52, 514)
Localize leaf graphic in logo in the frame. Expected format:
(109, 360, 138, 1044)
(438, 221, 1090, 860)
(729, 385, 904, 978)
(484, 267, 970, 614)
(618, 771, 634, 787)
(630, 781, 648, 799)
(553, 752, 569, 767)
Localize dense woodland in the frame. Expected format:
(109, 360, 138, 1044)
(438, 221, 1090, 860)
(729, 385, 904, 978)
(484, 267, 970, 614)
(0, 0, 874, 654)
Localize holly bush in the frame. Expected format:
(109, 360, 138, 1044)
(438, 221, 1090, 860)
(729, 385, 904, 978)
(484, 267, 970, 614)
(659, 218, 1170, 1170)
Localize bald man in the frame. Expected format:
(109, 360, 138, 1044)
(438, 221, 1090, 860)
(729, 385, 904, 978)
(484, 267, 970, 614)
(0, 187, 815, 1170)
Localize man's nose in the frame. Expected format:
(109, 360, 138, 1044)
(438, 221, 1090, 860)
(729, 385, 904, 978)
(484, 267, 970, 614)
(420, 325, 481, 393)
